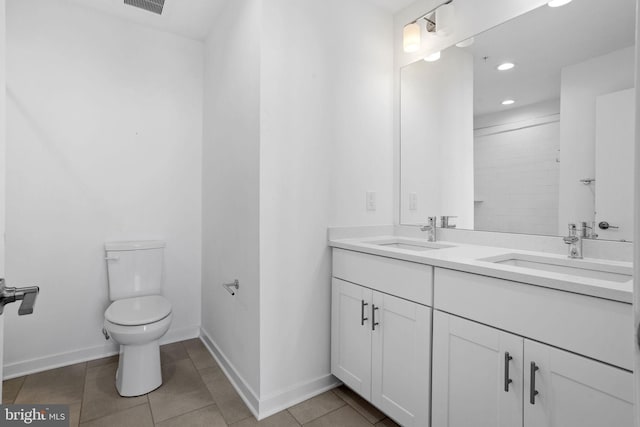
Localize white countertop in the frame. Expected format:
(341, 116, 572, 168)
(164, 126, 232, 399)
(329, 235, 633, 304)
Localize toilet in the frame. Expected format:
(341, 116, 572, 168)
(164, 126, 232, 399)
(103, 240, 172, 397)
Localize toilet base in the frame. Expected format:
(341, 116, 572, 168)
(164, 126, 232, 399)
(115, 340, 162, 397)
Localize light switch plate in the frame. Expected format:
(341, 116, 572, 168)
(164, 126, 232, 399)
(366, 191, 377, 211)
(409, 193, 417, 211)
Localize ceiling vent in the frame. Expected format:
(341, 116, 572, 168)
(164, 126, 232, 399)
(124, 0, 165, 15)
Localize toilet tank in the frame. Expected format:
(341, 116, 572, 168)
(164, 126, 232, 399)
(105, 240, 165, 301)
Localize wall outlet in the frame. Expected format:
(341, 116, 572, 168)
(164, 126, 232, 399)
(409, 193, 417, 211)
(366, 191, 377, 211)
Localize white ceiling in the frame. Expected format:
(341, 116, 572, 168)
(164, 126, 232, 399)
(368, 0, 418, 13)
(467, 0, 636, 116)
(67, 0, 228, 40)
(67, 0, 411, 40)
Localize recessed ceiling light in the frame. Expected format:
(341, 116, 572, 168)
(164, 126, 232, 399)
(424, 51, 441, 62)
(456, 38, 475, 48)
(497, 62, 515, 71)
(502, 99, 516, 106)
(548, 0, 572, 7)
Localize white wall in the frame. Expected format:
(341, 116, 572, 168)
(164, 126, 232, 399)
(258, 0, 394, 414)
(0, 0, 5, 276)
(0, 0, 6, 392)
(558, 47, 635, 234)
(401, 59, 444, 224)
(400, 48, 474, 228)
(199, 0, 394, 417)
(327, 2, 395, 227)
(475, 115, 560, 235)
(201, 0, 261, 400)
(633, 1, 640, 421)
(595, 89, 635, 241)
(5, 0, 203, 376)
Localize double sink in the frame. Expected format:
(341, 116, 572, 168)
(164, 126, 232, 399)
(366, 237, 632, 284)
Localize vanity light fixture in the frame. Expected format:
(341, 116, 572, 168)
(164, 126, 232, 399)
(403, 22, 422, 53)
(497, 62, 515, 71)
(435, 3, 455, 36)
(455, 37, 474, 48)
(547, 0, 572, 7)
(424, 51, 442, 62)
(502, 99, 516, 105)
(403, 0, 455, 54)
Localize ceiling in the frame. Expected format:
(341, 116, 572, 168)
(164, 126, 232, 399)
(368, 0, 418, 13)
(67, 0, 412, 40)
(67, 0, 228, 40)
(466, 0, 636, 116)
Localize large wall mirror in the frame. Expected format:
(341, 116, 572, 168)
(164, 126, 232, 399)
(400, 0, 636, 241)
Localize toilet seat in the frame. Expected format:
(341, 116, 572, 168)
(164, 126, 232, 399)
(105, 295, 171, 326)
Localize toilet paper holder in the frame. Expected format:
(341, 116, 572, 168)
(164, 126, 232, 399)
(223, 280, 240, 296)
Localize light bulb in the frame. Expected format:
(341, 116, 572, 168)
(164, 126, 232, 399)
(424, 51, 441, 62)
(403, 22, 421, 53)
(497, 62, 515, 71)
(502, 99, 515, 105)
(455, 37, 475, 48)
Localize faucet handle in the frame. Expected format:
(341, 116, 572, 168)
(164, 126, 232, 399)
(580, 221, 599, 239)
(441, 216, 458, 228)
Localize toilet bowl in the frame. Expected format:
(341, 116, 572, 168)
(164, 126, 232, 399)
(104, 241, 172, 397)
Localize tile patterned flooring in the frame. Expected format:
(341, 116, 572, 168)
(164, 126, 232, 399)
(2, 339, 400, 427)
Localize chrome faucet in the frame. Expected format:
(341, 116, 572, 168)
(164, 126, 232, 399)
(580, 221, 598, 240)
(440, 216, 457, 229)
(563, 223, 583, 259)
(420, 217, 437, 242)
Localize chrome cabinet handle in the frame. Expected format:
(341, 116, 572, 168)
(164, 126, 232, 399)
(530, 362, 540, 404)
(372, 305, 380, 331)
(360, 300, 368, 326)
(504, 352, 513, 392)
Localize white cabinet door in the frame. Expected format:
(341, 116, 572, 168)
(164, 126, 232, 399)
(331, 278, 373, 400)
(371, 292, 431, 427)
(432, 311, 523, 427)
(524, 339, 634, 427)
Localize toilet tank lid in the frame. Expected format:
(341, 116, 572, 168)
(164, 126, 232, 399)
(105, 240, 165, 251)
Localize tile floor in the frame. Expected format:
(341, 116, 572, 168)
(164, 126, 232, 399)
(2, 339, 400, 427)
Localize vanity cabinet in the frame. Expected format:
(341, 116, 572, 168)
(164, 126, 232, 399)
(432, 311, 523, 427)
(331, 249, 433, 427)
(432, 311, 634, 427)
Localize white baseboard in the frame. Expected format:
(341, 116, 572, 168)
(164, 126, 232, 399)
(199, 328, 261, 418)
(199, 328, 340, 420)
(4, 325, 200, 380)
(161, 325, 200, 346)
(257, 374, 341, 420)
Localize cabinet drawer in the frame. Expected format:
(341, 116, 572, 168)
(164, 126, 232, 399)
(434, 268, 633, 371)
(333, 249, 433, 306)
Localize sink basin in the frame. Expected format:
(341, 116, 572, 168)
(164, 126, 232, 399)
(479, 253, 632, 283)
(367, 238, 455, 252)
